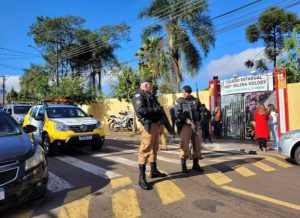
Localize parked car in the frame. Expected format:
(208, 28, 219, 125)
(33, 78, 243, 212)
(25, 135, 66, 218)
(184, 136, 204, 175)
(4, 104, 32, 126)
(23, 102, 105, 156)
(278, 130, 300, 165)
(0, 110, 48, 211)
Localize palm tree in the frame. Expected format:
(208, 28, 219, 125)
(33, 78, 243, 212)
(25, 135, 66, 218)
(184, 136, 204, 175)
(136, 37, 169, 85)
(139, 0, 215, 91)
(20, 64, 45, 96)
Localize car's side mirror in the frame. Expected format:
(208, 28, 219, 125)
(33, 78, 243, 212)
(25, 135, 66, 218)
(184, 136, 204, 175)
(23, 125, 37, 134)
(7, 108, 12, 115)
(35, 114, 44, 121)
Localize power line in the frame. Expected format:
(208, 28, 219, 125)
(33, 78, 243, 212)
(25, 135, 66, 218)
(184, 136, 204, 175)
(115, 0, 300, 66)
(60, 0, 212, 59)
(0, 47, 39, 56)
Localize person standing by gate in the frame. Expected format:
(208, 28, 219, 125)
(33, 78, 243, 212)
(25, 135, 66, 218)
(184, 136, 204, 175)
(213, 106, 222, 139)
(175, 85, 204, 173)
(131, 79, 167, 190)
(268, 104, 279, 150)
(201, 104, 212, 144)
(254, 103, 269, 152)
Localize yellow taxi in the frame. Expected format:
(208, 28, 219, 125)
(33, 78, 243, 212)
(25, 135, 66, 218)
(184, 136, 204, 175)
(23, 99, 105, 156)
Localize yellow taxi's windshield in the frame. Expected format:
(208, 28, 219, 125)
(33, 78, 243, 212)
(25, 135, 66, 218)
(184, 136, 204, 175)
(46, 107, 88, 119)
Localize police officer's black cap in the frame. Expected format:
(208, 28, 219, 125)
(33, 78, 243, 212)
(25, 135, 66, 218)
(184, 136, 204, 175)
(140, 78, 152, 85)
(182, 85, 192, 93)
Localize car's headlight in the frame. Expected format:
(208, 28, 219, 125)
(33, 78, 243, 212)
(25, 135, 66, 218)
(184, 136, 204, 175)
(96, 121, 102, 129)
(282, 132, 295, 139)
(25, 145, 45, 171)
(55, 123, 69, 131)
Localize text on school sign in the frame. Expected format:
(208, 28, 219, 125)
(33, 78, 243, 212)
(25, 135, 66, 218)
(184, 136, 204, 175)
(220, 73, 274, 95)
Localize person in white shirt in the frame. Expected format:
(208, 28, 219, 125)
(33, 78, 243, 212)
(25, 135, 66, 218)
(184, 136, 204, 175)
(268, 104, 279, 150)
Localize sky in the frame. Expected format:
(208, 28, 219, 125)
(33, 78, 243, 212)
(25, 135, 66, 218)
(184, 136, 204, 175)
(0, 0, 299, 95)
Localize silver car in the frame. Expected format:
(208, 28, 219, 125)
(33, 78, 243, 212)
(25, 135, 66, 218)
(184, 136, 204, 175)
(5, 104, 32, 125)
(278, 130, 300, 165)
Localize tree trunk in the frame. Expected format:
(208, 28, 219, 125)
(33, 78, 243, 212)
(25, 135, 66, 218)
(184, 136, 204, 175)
(168, 35, 182, 92)
(171, 50, 181, 92)
(98, 71, 102, 91)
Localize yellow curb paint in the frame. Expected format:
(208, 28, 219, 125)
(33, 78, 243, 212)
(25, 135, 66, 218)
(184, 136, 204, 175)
(111, 177, 133, 189)
(208, 158, 256, 177)
(112, 189, 141, 218)
(196, 162, 232, 186)
(222, 185, 300, 211)
(58, 187, 92, 218)
(244, 159, 276, 172)
(155, 180, 186, 205)
(264, 156, 292, 168)
(213, 155, 277, 172)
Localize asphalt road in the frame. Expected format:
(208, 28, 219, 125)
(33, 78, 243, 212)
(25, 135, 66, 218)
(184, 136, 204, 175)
(2, 136, 300, 218)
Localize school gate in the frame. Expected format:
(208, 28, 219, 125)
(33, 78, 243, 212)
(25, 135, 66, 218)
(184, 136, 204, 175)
(209, 70, 289, 140)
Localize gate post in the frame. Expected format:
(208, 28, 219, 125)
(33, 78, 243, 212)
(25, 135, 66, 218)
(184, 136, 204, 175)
(274, 68, 289, 137)
(209, 76, 220, 112)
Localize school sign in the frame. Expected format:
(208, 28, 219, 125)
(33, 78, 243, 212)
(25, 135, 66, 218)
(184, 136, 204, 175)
(220, 73, 274, 95)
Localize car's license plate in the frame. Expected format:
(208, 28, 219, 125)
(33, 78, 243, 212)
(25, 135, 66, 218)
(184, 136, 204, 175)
(0, 188, 5, 201)
(79, 135, 93, 141)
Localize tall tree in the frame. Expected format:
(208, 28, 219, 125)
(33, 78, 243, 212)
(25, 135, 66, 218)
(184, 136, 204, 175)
(20, 64, 45, 97)
(113, 67, 140, 103)
(139, 0, 215, 91)
(6, 88, 18, 103)
(279, 25, 300, 83)
(246, 7, 299, 68)
(69, 24, 130, 91)
(29, 16, 130, 91)
(136, 37, 169, 85)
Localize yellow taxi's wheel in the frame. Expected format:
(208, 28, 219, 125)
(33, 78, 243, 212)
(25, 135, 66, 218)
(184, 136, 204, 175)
(43, 134, 54, 156)
(92, 141, 104, 151)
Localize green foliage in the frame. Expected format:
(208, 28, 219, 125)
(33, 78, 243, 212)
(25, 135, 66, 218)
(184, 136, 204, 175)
(29, 16, 85, 48)
(278, 25, 300, 83)
(136, 37, 170, 85)
(6, 88, 18, 103)
(49, 77, 102, 105)
(244, 58, 268, 74)
(114, 67, 140, 103)
(246, 7, 299, 67)
(29, 16, 130, 91)
(19, 64, 50, 101)
(140, 0, 215, 91)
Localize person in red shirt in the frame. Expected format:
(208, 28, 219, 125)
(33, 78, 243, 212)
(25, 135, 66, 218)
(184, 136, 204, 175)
(254, 103, 269, 152)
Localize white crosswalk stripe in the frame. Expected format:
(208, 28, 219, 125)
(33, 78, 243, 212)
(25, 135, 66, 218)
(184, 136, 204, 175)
(86, 150, 138, 167)
(47, 172, 74, 193)
(107, 145, 181, 164)
(55, 156, 121, 179)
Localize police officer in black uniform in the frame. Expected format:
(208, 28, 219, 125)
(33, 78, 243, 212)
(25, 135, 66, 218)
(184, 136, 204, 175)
(132, 78, 167, 190)
(200, 104, 212, 143)
(175, 85, 204, 173)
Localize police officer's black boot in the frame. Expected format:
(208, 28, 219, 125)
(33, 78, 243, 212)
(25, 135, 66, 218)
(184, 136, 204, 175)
(181, 158, 188, 173)
(138, 164, 152, 190)
(192, 158, 204, 172)
(150, 162, 167, 178)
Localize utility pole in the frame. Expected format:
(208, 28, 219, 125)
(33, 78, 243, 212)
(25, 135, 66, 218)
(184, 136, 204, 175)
(0, 75, 7, 105)
(56, 41, 59, 86)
